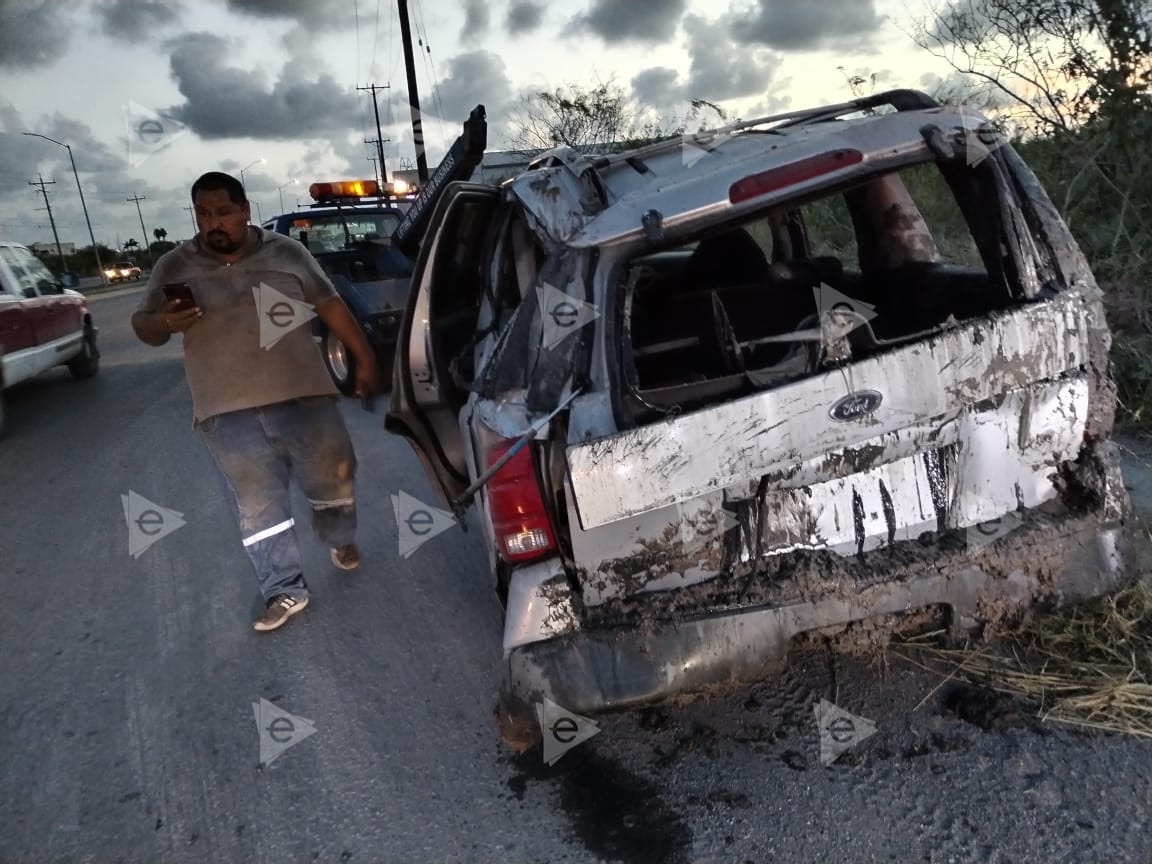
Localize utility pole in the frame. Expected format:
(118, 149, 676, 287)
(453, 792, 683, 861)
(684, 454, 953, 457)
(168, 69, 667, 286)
(126, 194, 152, 268)
(397, 0, 429, 185)
(363, 136, 391, 178)
(28, 175, 65, 272)
(21, 133, 104, 284)
(357, 83, 391, 185)
(364, 138, 390, 204)
(182, 205, 197, 237)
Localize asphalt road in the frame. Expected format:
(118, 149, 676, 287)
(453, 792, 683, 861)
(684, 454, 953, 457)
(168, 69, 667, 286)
(2, 287, 1150, 864)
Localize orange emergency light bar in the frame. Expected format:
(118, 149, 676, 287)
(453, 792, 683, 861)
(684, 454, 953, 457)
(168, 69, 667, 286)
(309, 179, 380, 201)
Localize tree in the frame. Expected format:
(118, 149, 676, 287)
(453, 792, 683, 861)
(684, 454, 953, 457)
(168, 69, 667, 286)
(504, 79, 730, 156)
(912, 0, 1150, 131)
(124, 238, 139, 252)
(911, 0, 1151, 425)
(153, 227, 167, 243)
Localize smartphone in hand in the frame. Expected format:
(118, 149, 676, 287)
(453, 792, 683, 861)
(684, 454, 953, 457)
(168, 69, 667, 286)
(163, 282, 197, 310)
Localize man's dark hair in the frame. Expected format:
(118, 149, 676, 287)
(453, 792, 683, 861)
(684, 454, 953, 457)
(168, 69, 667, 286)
(191, 171, 247, 205)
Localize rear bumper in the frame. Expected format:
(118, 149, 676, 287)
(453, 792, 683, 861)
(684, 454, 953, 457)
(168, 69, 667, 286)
(498, 511, 1131, 726)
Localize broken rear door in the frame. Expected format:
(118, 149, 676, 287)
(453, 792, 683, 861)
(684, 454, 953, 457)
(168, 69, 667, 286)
(385, 183, 501, 507)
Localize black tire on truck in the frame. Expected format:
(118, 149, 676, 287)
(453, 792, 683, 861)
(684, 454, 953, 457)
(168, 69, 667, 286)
(68, 324, 100, 381)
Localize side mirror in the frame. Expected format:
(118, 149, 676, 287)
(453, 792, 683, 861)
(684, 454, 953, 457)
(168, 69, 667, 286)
(58, 272, 79, 289)
(22, 287, 36, 299)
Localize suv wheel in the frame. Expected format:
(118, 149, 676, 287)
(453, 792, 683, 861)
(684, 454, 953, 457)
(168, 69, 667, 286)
(68, 325, 100, 381)
(322, 328, 357, 395)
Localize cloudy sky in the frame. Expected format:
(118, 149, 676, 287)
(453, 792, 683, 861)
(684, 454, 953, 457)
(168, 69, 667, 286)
(0, 0, 954, 251)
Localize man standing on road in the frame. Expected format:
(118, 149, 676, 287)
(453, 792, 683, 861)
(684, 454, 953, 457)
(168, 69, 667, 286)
(131, 171, 378, 632)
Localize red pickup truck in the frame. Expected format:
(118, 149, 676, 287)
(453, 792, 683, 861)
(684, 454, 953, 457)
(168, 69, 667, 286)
(0, 241, 99, 436)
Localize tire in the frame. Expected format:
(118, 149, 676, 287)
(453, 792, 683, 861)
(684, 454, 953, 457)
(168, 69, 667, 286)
(321, 327, 357, 396)
(68, 325, 100, 381)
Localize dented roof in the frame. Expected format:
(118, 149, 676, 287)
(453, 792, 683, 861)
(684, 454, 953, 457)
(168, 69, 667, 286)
(509, 104, 985, 250)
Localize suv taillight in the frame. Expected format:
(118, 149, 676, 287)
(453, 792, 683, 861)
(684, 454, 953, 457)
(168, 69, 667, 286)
(485, 440, 557, 563)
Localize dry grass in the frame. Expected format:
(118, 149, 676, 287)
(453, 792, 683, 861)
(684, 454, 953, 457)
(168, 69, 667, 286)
(893, 578, 1152, 738)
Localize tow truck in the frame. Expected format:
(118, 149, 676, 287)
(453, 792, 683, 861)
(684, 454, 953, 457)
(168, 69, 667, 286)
(262, 179, 421, 394)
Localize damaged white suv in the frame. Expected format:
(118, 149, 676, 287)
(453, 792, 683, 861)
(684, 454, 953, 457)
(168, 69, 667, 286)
(386, 90, 1131, 746)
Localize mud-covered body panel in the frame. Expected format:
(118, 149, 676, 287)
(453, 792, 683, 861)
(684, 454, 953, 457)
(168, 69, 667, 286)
(502, 511, 1128, 719)
(565, 294, 1092, 531)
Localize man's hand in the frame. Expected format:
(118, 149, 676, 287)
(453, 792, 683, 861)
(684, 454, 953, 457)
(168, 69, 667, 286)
(354, 358, 380, 398)
(162, 298, 202, 333)
(131, 298, 202, 346)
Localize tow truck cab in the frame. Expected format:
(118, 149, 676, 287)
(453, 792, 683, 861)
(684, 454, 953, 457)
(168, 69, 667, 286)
(262, 179, 421, 395)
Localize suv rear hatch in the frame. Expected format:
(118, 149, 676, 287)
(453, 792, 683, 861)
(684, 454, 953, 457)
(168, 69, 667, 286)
(555, 118, 1121, 617)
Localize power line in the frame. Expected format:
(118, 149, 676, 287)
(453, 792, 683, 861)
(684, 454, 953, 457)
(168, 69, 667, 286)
(388, 0, 398, 87)
(370, 0, 381, 79)
(353, 0, 361, 88)
(412, 0, 447, 136)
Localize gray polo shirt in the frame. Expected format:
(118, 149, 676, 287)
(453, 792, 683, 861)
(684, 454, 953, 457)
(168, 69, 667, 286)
(137, 227, 340, 423)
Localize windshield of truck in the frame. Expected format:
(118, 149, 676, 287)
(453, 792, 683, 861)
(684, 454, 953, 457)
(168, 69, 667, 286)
(287, 211, 402, 252)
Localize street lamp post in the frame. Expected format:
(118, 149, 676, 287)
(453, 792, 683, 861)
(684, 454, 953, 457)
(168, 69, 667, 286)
(22, 132, 104, 284)
(238, 158, 264, 192)
(277, 179, 298, 214)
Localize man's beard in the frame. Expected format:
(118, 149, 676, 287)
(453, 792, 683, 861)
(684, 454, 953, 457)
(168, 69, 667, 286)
(206, 230, 242, 253)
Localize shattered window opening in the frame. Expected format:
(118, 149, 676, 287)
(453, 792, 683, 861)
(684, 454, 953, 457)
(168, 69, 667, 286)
(615, 155, 1034, 422)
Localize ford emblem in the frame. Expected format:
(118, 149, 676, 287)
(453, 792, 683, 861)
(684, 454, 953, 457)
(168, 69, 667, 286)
(829, 390, 883, 422)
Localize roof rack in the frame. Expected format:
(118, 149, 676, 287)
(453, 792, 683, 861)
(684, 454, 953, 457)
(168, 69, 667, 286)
(588, 89, 941, 171)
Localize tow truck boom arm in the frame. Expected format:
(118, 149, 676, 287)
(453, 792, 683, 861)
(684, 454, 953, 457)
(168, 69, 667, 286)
(391, 104, 487, 259)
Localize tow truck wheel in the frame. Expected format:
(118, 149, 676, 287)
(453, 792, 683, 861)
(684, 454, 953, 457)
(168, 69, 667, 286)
(322, 328, 357, 396)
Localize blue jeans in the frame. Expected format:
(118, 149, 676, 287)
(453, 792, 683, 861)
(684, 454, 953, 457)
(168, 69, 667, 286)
(196, 397, 358, 601)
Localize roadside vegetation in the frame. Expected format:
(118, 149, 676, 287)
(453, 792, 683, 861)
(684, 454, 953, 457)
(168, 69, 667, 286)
(894, 578, 1152, 739)
(911, 0, 1151, 430)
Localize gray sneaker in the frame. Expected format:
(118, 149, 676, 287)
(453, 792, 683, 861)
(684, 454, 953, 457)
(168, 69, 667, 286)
(253, 594, 309, 632)
(330, 544, 361, 571)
